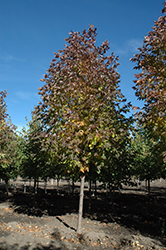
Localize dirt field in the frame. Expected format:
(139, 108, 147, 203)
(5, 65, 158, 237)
(0, 179, 166, 249)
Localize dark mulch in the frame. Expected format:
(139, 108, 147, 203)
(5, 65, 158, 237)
(0, 179, 166, 249)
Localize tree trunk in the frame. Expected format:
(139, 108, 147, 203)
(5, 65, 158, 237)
(33, 179, 37, 208)
(24, 181, 26, 193)
(72, 178, 75, 195)
(44, 180, 47, 193)
(148, 179, 150, 198)
(37, 178, 39, 189)
(51, 178, 53, 188)
(57, 178, 59, 194)
(3, 179, 9, 196)
(34, 178, 37, 194)
(95, 181, 97, 197)
(88, 179, 92, 213)
(14, 183, 16, 192)
(77, 175, 85, 234)
(105, 183, 108, 196)
(5, 180, 9, 196)
(29, 179, 31, 192)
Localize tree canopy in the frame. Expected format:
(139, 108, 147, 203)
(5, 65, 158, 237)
(35, 25, 132, 173)
(0, 90, 18, 183)
(131, 3, 166, 163)
(34, 25, 132, 232)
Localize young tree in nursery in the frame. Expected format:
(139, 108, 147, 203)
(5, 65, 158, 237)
(20, 115, 50, 192)
(0, 90, 18, 192)
(34, 25, 132, 233)
(131, 124, 163, 196)
(99, 135, 132, 192)
(131, 3, 166, 163)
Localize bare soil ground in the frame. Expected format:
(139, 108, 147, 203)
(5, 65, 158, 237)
(0, 179, 166, 249)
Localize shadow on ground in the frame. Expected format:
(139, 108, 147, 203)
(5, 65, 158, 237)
(0, 242, 69, 250)
(0, 184, 166, 240)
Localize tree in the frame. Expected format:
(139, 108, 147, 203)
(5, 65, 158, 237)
(0, 90, 18, 192)
(20, 115, 50, 192)
(131, 3, 166, 163)
(99, 137, 132, 188)
(34, 25, 132, 233)
(131, 124, 163, 196)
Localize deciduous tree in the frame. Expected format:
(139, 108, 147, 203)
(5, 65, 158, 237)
(0, 90, 18, 192)
(35, 26, 132, 233)
(131, 3, 166, 163)
(131, 125, 163, 196)
(20, 115, 50, 191)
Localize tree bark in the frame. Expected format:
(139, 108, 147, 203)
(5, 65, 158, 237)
(95, 181, 97, 197)
(57, 178, 59, 194)
(29, 179, 31, 192)
(44, 180, 47, 193)
(72, 178, 75, 195)
(5, 180, 9, 196)
(88, 179, 92, 213)
(34, 178, 37, 193)
(148, 179, 150, 198)
(77, 175, 85, 234)
(24, 181, 26, 193)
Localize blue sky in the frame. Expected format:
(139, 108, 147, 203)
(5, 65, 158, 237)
(0, 0, 164, 131)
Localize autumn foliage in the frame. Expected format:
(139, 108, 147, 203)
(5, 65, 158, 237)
(34, 25, 132, 232)
(0, 91, 18, 183)
(131, 3, 166, 163)
(35, 25, 131, 174)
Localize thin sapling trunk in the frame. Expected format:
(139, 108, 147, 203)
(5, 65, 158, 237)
(77, 175, 85, 234)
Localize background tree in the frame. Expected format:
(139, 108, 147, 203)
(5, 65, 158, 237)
(99, 138, 132, 189)
(20, 115, 49, 192)
(34, 25, 132, 233)
(131, 124, 163, 197)
(131, 3, 166, 164)
(0, 90, 18, 193)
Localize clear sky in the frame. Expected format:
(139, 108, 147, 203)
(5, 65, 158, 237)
(0, 0, 164, 131)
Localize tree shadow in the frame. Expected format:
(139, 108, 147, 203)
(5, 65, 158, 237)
(84, 190, 166, 240)
(56, 216, 76, 231)
(0, 242, 70, 250)
(5, 188, 79, 217)
(1, 185, 166, 244)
